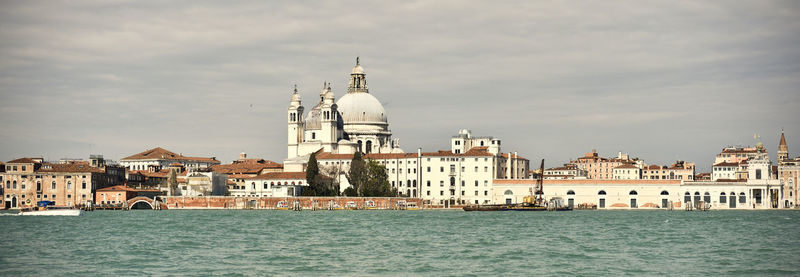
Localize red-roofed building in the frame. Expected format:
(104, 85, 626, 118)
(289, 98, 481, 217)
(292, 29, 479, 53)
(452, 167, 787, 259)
(2, 155, 125, 209)
(231, 172, 308, 197)
(95, 185, 161, 206)
(119, 147, 220, 172)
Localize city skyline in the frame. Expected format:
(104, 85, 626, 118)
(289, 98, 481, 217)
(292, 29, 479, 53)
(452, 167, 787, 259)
(1, 1, 798, 171)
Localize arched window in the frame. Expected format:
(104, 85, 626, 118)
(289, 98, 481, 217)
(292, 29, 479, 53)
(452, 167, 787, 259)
(684, 192, 691, 203)
(567, 190, 575, 195)
(263, 182, 268, 189)
(357, 140, 363, 153)
(504, 190, 513, 195)
(365, 141, 372, 154)
(660, 190, 669, 195)
(703, 192, 711, 203)
(67, 181, 72, 190)
(598, 190, 606, 195)
(739, 192, 746, 203)
(450, 177, 455, 186)
(251, 182, 255, 190)
(720, 192, 726, 203)
(629, 190, 638, 195)
(12, 180, 16, 189)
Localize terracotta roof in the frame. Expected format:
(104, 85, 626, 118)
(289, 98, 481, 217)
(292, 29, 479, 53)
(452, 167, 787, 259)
(97, 185, 137, 192)
(227, 174, 253, 179)
(121, 147, 219, 163)
(500, 153, 528, 160)
(546, 166, 572, 171)
(7, 158, 39, 164)
(713, 162, 739, 167)
(38, 162, 104, 173)
(647, 165, 662, 170)
(780, 132, 787, 146)
(211, 160, 282, 174)
(614, 164, 638, 169)
(244, 172, 307, 180)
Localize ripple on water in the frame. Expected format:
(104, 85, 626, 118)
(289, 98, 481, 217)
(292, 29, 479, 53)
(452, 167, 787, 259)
(1, 210, 800, 275)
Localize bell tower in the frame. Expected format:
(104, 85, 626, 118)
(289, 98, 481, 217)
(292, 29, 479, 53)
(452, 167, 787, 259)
(778, 129, 789, 162)
(287, 85, 304, 159)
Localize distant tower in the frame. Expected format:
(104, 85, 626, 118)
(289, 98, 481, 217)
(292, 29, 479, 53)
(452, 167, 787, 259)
(319, 82, 339, 152)
(287, 85, 305, 159)
(348, 56, 368, 94)
(778, 129, 789, 162)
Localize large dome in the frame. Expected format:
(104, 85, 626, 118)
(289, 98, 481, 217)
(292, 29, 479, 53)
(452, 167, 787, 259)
(336, 92, 387, 124)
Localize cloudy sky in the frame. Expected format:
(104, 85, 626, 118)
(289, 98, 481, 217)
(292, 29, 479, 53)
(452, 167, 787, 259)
(1, 1, 798, 171)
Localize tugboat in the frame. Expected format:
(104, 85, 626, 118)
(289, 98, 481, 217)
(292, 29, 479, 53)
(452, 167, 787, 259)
(19, 201, 83, 216)
(464, 159, 572, 212)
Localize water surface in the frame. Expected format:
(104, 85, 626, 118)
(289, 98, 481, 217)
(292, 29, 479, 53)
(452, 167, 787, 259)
(1, 210, 799, 275)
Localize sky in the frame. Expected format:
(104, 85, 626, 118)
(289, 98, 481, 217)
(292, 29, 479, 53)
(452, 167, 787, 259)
(0, 1, 798, 172)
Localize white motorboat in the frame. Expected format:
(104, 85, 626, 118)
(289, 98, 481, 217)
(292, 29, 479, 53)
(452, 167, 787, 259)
(19, 201, 83, 216)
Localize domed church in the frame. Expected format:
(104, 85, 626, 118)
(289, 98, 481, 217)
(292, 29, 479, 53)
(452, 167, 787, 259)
(286, 58, 403, 163)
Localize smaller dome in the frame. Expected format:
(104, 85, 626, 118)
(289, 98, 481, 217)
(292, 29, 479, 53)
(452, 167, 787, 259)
(352, 64, 364, 74)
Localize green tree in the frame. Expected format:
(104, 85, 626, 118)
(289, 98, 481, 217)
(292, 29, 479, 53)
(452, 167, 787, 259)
(346, 151, 367, 196)
(304, 152, 320, 196)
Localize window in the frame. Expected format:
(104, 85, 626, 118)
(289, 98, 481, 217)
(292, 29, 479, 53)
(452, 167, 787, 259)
(22, 166, 26, 171)
(484, 167, 488, 172)
(51, 181, 56, 190)
(427, 181, 430, 187)
(475, 166, 478, 172)
(427, 167, 431, 172)
(13, 180, 16, 189)
(440, 181, 444, 187)
(21, 182, 25, 189)
(461, 180, 465, 186)
(720, 192, 726, 203)
(427, 191, 430, 196)
(461, 166, 465, 172)
(461, 191, 465, 196)
(440, 167, 444, 172)
(484, 191, 488, 196)
(475, 190, 478, 196)
(475, 180, 478, 186)
(82, 182, 86, 190)
(739, 192, 746, 203)
(440, 191, 444, 196)
(67, 181, 72, 190)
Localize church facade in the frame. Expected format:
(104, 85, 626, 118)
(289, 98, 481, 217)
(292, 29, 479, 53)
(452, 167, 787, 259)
(286, 58, 402, 166)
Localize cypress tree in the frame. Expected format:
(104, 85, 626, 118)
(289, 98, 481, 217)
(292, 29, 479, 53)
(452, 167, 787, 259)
(304, 152, 319, 196)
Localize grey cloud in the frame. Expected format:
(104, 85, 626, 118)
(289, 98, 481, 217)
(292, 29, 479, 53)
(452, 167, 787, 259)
(1, 0, 799, 172)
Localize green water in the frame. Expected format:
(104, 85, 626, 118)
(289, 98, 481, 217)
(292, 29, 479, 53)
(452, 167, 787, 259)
(1, 210, 799, 276)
